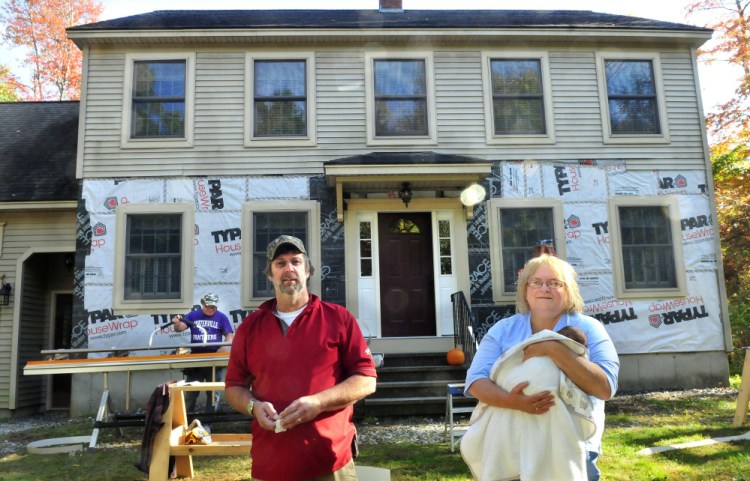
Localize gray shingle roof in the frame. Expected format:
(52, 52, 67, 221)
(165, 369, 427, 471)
(68, 9, 709, 33)
(0, 102, 79, 202)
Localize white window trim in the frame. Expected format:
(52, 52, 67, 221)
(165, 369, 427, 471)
(121, 52, 196, 149)
(244, 52, 317, 148)
(240, 200, 321, 308)
(595, 51, 670, 145)
(0, 222, 5, 257)
(364, 51, 437, 146)
(113, 203, 195, 314)
(488, 198, 566, 303)
(608, 196, 686, 299)
(482, 51, 556, 145)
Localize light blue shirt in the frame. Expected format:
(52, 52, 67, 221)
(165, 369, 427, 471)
(465, 311, 620, 453)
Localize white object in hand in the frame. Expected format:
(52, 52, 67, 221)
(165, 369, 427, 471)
(275, 419, 287, 433)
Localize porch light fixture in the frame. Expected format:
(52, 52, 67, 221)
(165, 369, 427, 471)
(0, 276, 11, 306)
(398, 182, 413, 207)
(460, 183, 487, 207)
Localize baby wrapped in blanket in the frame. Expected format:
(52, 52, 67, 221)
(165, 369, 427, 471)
(461, 328, 595, 481)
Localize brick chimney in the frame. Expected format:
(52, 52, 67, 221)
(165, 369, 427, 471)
(379, 0, 403, 12)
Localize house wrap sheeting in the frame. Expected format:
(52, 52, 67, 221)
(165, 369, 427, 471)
(77, 158, 721, 357)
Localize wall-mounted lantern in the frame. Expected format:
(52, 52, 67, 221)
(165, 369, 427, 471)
(398, 182, 413, 207)
(0, 275, 11, 306)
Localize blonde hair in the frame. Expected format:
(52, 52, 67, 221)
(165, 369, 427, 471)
(515, 254, 584, 314)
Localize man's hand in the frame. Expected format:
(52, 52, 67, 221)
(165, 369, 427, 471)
(254, 401, 280, 431)
(278, 395, 323, 430)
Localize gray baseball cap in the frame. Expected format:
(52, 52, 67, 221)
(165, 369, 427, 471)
(266, 235, 307, 261)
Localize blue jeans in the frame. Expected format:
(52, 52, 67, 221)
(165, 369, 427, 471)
(587, 451, 601, 481)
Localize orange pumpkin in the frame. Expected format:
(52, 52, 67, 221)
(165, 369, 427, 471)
(447, 348, 465, 366)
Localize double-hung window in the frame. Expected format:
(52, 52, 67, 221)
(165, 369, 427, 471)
(113, 203, 195, 313)
(241, 200, 321, 307)
(596, 52, 669, 143)
(482, 52, 555, 144)
(365, 52, 436, 145)
(245, 54, 316, 147)
(609, 196, 686, 298)
(487, 199, 565, 302)
(122, 53, 195, 148)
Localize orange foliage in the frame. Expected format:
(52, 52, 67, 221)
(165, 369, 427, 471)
(1, 0, 103, 101)
(686, 0, 750, 155)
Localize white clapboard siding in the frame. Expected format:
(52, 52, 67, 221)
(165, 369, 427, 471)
(79, 42, 709, 177)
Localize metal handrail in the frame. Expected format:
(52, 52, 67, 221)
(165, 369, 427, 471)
(451, 291, 478, 365)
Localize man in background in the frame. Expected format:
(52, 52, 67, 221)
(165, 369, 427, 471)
(172, 292, 234, 412)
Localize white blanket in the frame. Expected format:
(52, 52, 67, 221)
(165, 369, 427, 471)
(461, 330, 596, 481)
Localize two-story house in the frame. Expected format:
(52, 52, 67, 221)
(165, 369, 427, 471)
(4, 1, 729, 416)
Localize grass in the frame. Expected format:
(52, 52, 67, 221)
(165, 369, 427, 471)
(2, 383, 750, 481)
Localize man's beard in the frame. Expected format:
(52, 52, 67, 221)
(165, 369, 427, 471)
(277, 276, 303, 295)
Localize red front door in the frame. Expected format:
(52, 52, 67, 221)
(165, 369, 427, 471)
(378, 212, 436, 337)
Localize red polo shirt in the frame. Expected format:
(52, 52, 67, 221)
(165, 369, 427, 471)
(225, 295, 377, 481)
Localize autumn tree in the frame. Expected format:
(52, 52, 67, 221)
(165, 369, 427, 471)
(1, 0, 103, 101)
(0, 63, 21, 101)
(687, 0, 750, 156)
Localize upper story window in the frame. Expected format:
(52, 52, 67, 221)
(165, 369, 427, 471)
(254, 60, 307, 136)
(608, 196, 686, 299)
(122, 53, 195, 149)
(487, 198, 565, 303)
(482, 52, 555, 145)
(491, 59, 544, 134)
(245, 53, 316, 147)
(596, 52, 669, 144)
(132, 60, 186, 138)
(113, 203, 195, 314)
(605, 60, 659, 134)
(365, 52, 436, 146)
(374, 59, 427, 136)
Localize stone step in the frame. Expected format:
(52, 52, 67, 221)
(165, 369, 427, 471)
(358, 395, 477, 417)
(377, 352, 453, 368)
(370, 379, 467, 398)
(376, 365, 467, 383)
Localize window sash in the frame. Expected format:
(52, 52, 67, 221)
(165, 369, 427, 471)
(618, 205, 677, 289)
(124, 214, 182, 300)
(253, 60, 307, 137)
(605, 60, 660, 135)
(131, 60, 186, 138)
(252, 211, 309, 298)
(491, 59, 545, 134)
(499, 208, 555, 292)
(374, 59, 428, 136)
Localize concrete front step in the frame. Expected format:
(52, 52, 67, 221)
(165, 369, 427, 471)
(370, 379, 467, 399)
(376, 365, 468, 383)
(359, 395, 477, 417)
(362, 351, 472, 417)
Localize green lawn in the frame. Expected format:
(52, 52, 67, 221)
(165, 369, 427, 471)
(1, 384, 749, 480)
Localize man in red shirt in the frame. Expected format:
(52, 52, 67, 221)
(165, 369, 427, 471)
(225, 235, 377, 481)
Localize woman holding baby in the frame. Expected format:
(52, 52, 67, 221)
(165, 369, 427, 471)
(463, 254, 620, 481)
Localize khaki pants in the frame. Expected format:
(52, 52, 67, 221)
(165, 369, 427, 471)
(253, 459, 357, 481)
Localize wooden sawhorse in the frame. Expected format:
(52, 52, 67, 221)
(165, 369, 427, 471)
(734, 347, 750, 427)
(149, 382, 252, 480)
